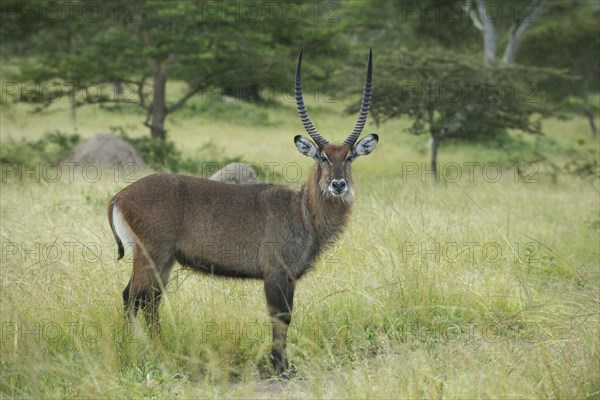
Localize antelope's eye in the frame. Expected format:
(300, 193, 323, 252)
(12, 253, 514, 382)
(320, 156, 328, 163)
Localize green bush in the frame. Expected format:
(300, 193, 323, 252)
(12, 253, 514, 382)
(110, 126, 243, 175)
(564, 156, 600, 180)
(0, 128, 250, 181)
(0, 130, 80, 166)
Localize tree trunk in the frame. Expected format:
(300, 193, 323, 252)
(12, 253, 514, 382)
(427, 106, 439, 180)
(114, 80, 123, 98)
(472, 0, 496, 65)
(583, 108, 597, 137)
(502, 0, 544, 64)
(430, 135, 440, 180)
(582, 80, 598, 137)
(150, 66, 168, 140)
(71, 102, 77, 126)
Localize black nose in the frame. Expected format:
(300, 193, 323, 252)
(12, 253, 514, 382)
(332, 179, 346, 192)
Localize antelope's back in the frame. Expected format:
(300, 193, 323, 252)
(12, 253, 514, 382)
(110, 173, 303, 276)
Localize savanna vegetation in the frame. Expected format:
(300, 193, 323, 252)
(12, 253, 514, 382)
(1, 0, 598, 398)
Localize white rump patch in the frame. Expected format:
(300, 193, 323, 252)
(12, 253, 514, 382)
(112, 205, 136, 255)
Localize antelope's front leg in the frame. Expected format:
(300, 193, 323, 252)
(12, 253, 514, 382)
(263, 268, 296, 377)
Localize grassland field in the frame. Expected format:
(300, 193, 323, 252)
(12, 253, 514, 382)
(0, 90, 599, 398)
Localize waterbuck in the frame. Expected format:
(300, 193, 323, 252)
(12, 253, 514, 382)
(108, 49, 378, 376)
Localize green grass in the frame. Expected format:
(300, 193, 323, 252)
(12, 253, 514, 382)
(1, 95, 599, 398)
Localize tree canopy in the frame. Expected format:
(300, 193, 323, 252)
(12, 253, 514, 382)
(1, 0, 597, 147)
(2, 0, 343, 138)
(354, 47, 566, 174)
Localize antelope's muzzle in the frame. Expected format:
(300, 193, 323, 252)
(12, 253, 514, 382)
(329, 179, 348, 196)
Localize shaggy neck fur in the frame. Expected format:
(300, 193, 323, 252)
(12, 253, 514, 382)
(301, 164, 353, 250)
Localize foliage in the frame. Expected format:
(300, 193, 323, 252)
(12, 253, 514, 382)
(340, 0, 481, 52)
(0, 130, 80, 166)
(110, 127, 242, 175)
(113, 128, 187, 172)
(564, 156, 600, 180)
(518, 1, 600, 99)
(1, 0, 344, 139)
(178, 97, 273, 127)
(516, 0, 600, 134)
(351, 47, 567, 172)
(370, 48, 560, 135)
(0, 127, 246, 180)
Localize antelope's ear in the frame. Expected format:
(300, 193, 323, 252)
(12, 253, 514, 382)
(352, 134, 378, 159)
(295, 135, 319, 160)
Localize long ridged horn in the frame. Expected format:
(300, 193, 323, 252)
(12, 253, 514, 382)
(342, 49, 372, 148)
(295, 49, 330, 149)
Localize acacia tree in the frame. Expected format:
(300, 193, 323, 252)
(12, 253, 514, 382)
(3, 0, 341, 139)
(367, 48, 563, 176)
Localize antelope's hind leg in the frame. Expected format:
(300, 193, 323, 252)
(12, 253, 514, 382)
(123, 247, 174, 335)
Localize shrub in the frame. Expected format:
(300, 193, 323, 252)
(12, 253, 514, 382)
(0, 130, 80, 166)
(110, 126, 244, 175)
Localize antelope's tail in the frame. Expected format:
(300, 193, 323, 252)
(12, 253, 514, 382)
(108, 200, 125, 260)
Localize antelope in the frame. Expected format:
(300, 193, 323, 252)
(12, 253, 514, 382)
(108, 49, 378, 376)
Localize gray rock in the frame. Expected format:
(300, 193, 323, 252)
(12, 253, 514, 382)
(63, 133, 145, 168)
(209, 162, 258, 184)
